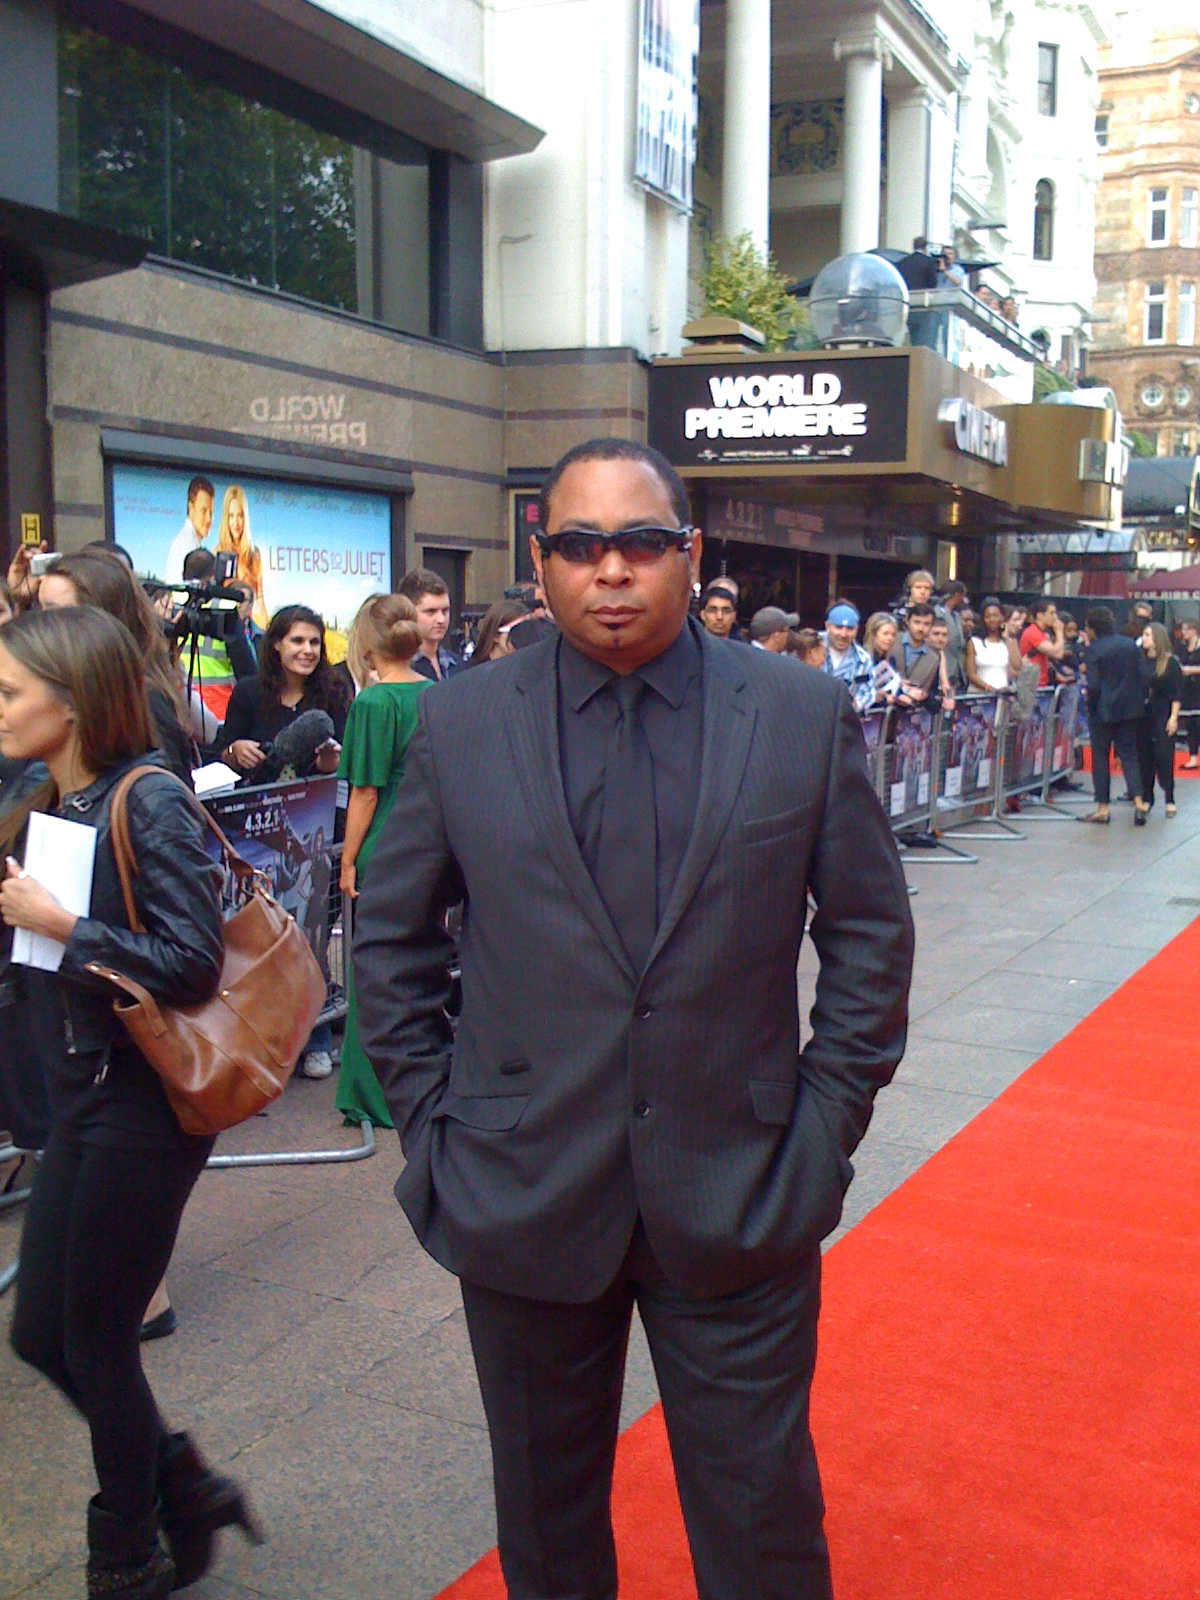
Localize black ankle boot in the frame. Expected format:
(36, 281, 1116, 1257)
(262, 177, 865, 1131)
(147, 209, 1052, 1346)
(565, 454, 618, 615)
(157, 1432, 262, 1590)
(86, 1497, 175, 1599)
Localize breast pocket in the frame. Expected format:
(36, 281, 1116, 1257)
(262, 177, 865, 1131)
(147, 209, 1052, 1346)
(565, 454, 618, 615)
(739, 803, 813, 847)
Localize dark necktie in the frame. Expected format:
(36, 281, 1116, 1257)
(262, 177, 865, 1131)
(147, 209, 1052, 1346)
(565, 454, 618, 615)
(595, 674, 657, 971)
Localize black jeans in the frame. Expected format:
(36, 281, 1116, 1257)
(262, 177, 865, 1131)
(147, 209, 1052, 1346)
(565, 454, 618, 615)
(10, 1126, 212, 1523)
(1138, 715, 1175, 805)
(461, 1227, 831, 1600)
(1089, 716, 1142, 806)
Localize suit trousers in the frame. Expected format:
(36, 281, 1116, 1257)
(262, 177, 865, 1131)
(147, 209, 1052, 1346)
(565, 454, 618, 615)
(460, 1226, 832, 1600)
(1088, 716, 1142, 806)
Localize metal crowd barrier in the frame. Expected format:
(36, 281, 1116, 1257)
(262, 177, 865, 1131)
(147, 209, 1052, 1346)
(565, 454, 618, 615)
(0, 1141, 34, 1297)
(865, 684, 1088, 861)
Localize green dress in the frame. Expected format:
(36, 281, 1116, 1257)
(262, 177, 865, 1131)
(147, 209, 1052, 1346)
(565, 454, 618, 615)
(334, 679, 429, 1127)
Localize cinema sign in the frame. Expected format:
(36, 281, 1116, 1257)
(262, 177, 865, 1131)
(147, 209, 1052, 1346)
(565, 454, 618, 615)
(648, 354, 909, 469)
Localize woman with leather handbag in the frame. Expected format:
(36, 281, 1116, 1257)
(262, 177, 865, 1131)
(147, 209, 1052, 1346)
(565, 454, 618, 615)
(0, 607, 261, 1599)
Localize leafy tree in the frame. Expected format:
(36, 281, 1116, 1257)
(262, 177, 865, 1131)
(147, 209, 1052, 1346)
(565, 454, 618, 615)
(58, 24, 357, 312)
(1032, 363, 1074, 400)
(698, 232, 813, 351)
(1126, 430, 1157, 458)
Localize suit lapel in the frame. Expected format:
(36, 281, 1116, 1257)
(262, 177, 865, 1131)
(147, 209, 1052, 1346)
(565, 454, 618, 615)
(647, 634, 755, 968)
(505, 644, 638, 982)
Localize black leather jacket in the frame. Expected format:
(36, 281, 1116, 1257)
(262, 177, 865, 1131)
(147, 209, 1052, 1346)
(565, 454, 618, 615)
(19, 753, 224, 1146)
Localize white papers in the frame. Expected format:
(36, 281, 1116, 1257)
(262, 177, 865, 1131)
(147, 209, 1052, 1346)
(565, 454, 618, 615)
(191, 761, 240, 799)
(11, 813, 96, 972)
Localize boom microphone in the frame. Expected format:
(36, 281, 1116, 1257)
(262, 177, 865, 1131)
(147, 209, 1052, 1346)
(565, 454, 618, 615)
(256, 709, 336, 783)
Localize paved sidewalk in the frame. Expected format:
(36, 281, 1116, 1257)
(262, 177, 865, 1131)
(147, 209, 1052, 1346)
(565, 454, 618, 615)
(4, 781, 1200, 1600)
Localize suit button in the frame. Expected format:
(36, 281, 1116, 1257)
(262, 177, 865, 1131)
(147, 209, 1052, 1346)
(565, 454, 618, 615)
(633, 1100, 650, 1118)
(635, 1005, 652, 1021)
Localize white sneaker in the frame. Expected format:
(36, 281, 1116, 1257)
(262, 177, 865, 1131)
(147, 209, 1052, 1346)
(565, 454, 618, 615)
(298, 1050, 333, 1079)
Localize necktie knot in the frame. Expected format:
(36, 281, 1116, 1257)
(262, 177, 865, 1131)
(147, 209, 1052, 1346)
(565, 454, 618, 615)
(612, 674, 645, 719)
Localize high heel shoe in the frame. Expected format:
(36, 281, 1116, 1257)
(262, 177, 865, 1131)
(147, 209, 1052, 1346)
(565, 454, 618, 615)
(157, 1433, 263, 1590)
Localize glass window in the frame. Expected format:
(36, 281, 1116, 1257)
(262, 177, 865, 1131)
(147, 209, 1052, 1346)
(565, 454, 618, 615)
(1144, 283, 1166, 344)
(1094, 112, 1109, 149)
(1033, 180, 1055, 261)
(1177, 384, 1194, 408)
(1181, 282, 1197, 345)
(1037, 44, 1058, 117)
(1146, 188, 1169, 246)
(57, 21, 435, 337)
(1141, 381, 1165, 408)
(1182, 189, 1199, 248)
(1174, 430, 1193, 457)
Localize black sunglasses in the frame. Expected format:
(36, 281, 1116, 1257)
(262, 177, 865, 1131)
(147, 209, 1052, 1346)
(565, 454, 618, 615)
(536, 525, 694, 565)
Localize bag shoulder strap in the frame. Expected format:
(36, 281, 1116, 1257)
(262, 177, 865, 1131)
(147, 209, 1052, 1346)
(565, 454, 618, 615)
(107, 765, 256, 935)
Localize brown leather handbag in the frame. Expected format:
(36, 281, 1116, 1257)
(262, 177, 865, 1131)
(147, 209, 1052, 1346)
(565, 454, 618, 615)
(84, 766, 327, 1137)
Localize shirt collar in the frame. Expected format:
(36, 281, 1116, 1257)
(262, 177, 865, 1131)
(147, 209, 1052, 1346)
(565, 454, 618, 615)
(558, 618, 702, 712)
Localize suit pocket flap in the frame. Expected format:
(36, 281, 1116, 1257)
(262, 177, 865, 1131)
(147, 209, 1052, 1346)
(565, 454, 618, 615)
(434, 1092, 531, 1131)
(740, 804, 812, 845)
(749, 1078, 798, 1125)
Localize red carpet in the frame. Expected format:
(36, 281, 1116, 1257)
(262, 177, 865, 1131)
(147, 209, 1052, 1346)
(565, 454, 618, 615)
(436, 920, 1200, 1599)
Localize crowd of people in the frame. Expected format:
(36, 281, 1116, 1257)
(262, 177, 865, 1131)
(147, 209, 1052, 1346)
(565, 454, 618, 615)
(0, 463, 1194, 1598)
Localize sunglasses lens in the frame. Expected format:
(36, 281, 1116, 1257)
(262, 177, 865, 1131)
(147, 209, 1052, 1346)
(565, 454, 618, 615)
(620, 530, 674, 562)
(554, 532, 604, 563)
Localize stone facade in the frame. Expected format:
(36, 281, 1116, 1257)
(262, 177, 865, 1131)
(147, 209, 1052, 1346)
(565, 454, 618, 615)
(1090, 20, 1200, 458)
(47, 260, 649, 606)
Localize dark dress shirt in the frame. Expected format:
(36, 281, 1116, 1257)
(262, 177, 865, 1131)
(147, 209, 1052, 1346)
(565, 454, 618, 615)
(557, 621, 704, 931)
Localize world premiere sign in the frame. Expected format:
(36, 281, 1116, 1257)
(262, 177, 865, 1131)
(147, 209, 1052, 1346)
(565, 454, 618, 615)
(648, 355, 909, 469)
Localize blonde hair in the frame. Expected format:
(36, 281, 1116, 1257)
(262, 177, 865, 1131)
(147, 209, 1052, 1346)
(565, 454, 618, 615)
(345, 592, 387, 690)
(349, 593, 421, 682)
(1147, 621, 1174, 677)
(216, 484, 254, 554)
(863, 611, 899, 656)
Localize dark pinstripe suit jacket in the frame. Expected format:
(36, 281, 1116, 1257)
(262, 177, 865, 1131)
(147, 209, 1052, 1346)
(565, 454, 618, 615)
(353, 626, 914, 1302)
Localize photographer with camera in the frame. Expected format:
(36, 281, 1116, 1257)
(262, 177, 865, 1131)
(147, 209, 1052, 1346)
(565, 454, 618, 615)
(152, 549, 256, 729)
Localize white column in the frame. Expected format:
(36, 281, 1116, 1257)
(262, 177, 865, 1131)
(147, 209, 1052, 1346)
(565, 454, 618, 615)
(834, 33, 890, 255)
(722, 0, 771, 254)
(885, 88, 933, 251)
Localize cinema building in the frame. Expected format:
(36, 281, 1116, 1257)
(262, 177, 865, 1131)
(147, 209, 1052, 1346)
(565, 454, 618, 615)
(648, 298, 1125, 619)
(1, 0, 1117, 624)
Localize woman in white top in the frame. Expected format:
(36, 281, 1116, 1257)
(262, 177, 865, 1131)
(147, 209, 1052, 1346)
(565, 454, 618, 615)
(965, 598, 1020, 693)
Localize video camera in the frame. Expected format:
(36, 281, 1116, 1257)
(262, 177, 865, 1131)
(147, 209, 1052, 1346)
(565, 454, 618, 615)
(148, 550, 244, 646)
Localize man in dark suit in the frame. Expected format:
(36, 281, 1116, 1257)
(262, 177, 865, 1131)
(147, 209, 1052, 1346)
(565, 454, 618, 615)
(1081, 605, 1148, 824)
(354, 437, 915, 1600)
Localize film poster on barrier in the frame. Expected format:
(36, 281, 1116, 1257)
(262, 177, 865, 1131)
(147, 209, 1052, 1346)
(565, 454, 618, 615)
(889, 707, 935, 820)
(940, 694, 1001, 808)
(1010, 688, 1054, 788)
(202, 776, 338, 980)
(1052, 685, 1082, 777)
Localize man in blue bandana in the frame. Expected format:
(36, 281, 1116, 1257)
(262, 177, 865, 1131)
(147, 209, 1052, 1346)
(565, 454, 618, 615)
(821, 601, 875, 715)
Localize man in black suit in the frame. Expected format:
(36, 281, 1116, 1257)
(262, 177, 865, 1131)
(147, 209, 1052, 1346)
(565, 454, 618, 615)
(354, 438, 914, 1600)
(1081, 605, 1148, 824)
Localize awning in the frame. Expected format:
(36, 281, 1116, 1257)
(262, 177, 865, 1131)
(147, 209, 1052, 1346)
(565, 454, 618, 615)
(120, 0, 544, 162)
(1128, 563, 1200, 596)
(1013, 528, 1141, 573)
(0, 198, 147, 293)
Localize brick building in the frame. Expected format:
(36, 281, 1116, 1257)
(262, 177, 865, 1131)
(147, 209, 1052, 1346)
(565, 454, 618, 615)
(1090, 13, 1200, 458)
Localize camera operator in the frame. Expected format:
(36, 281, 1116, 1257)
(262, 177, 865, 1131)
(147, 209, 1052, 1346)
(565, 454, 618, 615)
(153, 549, 256, 728)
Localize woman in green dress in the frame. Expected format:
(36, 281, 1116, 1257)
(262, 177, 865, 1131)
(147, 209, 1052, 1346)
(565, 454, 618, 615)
(335, 595, 429, 1126)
